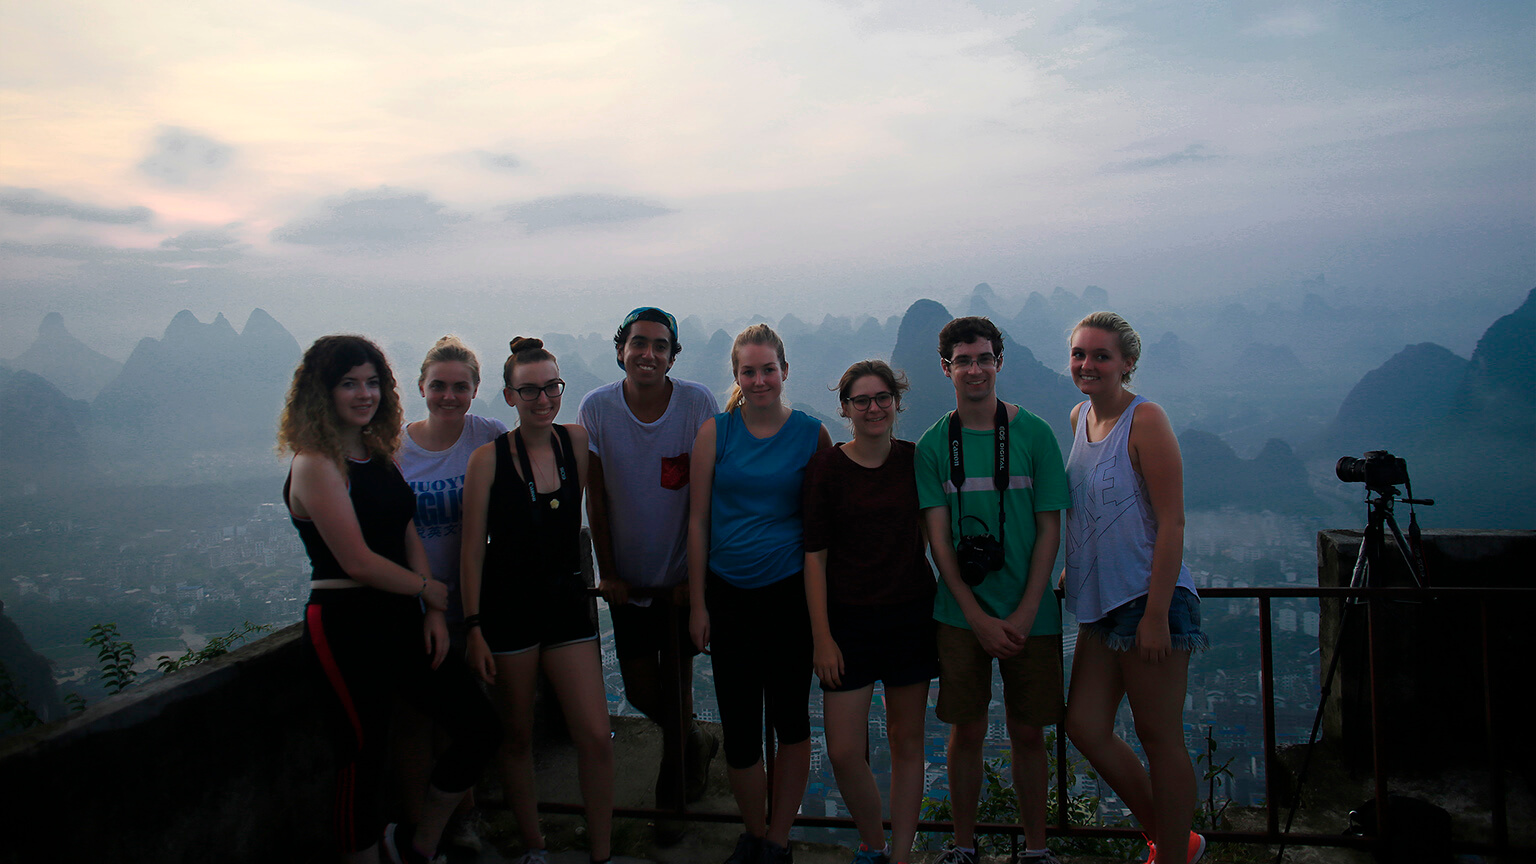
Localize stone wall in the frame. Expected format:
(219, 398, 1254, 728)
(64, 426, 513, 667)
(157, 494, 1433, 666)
(1317, 529, 1534, 776)
(0, 622, 337, 864)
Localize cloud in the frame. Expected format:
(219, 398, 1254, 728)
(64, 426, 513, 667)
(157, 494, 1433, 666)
(1106, 144, 1224, 173)
(137, 126, 235, 187)
(0, 187, 153, 224)
(1246, 9, 1326, 38)
(0, 239, 238, 265)
(475, 151, 522, 172)
(503, 194, 674, 232)
(159, 227, 241, 251)
(271, 187, 469, 247)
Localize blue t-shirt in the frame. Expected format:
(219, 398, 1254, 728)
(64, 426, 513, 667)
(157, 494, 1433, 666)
(709, 408, 822, 588)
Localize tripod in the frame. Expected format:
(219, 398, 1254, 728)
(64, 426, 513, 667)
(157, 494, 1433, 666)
(1275, 483, 1432, 863)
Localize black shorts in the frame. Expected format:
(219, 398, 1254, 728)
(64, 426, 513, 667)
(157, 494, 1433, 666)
(482, 574, 599, 655)
(822, 597, 939, 693)
(611, 599, 700, 662)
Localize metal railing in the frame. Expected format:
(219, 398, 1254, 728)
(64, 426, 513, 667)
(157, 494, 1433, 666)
(537, 582, 1533, 860)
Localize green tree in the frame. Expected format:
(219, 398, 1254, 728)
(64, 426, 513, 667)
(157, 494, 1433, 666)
(84, 623, 137, 695)
(156, 621, 270, 673)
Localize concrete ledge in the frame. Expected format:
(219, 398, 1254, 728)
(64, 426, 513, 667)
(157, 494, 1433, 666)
(0, 621, 336, 864)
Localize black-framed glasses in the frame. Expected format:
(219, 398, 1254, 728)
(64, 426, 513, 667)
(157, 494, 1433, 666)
(843, 391, 895, 411)
(512, 380, 565, 401)
(944, 354, 998, 371)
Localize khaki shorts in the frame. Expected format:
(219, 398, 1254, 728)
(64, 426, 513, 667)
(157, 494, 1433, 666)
(935, 622, 1063, 727)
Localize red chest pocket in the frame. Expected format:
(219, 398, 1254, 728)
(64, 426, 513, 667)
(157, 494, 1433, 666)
(660, 454, 690, 490)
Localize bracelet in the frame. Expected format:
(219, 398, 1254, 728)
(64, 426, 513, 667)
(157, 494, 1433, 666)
(463, 614, 482, 630)
(414, 574, 428, 599)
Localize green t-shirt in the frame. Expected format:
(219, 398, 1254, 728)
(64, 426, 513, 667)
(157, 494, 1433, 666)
(915, 404, 1070, 635)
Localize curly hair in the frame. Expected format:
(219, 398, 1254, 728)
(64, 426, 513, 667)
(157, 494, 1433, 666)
(277, 335, 403, 468)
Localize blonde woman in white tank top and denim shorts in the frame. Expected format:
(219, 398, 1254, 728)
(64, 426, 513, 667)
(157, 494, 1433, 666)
(1061, 312, 1209, 864)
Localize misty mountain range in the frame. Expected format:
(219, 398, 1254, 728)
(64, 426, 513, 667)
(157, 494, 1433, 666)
(2, 286, 1532, 528)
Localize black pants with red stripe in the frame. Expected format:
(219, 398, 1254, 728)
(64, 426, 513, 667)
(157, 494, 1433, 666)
(305, 588, 500, 853)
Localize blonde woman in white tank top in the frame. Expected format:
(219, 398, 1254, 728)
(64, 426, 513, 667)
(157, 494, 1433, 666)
(1061, 312, 1208, 864)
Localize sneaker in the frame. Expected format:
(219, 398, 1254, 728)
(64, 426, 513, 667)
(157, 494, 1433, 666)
(1147, 832, 1207, 864)
(382, 823, 434, 864)
(851, 843, 890, 864)
(935, 847, 979, 864)
(513, 849, 551, 864)
(1013, 851, 1063, 864)
(1187, 832, 1208, 864)
(443, 813, 484, 852)
(760, 838, 794, 864)
(724, 833, 764, 864)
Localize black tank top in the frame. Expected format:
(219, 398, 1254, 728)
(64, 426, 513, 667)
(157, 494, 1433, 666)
(286, 455, 416, 581)
(482, 426, 582, 599)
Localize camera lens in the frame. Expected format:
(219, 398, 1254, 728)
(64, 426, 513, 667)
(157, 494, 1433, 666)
(1336, 456, 1365, 484)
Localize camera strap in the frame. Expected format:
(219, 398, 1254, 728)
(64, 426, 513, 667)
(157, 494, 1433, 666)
(947, 400, 1010, 542)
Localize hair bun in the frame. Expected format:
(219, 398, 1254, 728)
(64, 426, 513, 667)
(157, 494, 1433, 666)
(509, 336, 544, 353)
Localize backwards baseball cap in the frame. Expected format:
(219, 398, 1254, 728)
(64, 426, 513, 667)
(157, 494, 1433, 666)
(615, 306, 680, 369)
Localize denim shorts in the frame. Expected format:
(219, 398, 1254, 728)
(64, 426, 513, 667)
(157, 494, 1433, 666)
(1079, 587, 1209, 653)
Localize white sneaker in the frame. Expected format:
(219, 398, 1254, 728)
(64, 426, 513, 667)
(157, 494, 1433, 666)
(444, 815, 484, 852)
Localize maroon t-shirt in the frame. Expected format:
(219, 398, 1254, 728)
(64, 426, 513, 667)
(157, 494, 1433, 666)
(803, 439, 935, 606)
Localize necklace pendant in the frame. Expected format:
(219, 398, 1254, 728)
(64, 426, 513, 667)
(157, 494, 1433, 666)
(549, 499, 560, 510)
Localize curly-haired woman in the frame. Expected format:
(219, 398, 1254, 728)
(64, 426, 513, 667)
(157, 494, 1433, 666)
(280, 334, 499, 864)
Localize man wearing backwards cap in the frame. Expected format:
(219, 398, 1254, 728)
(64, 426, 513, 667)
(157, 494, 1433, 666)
(578, 307, 720, 809)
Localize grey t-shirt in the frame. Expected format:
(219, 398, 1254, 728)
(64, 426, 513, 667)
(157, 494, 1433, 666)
(398, 413, 508, 622)
(577, 378, 718, 604)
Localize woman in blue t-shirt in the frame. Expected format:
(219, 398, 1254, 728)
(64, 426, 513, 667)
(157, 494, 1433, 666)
(687, 323, 831, 864)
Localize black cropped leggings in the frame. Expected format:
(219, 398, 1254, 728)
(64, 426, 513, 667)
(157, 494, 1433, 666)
(305, 589, 501, 853)
(706, 571, 813, 769)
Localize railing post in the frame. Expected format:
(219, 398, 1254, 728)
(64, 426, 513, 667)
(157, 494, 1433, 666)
(1480, 599, 1507, 851)
(1365, 597, 1389, 858)
(1259, 595, 1278, 838)
(1055, 720, 1070, 832)
(663, 594, 687, 811)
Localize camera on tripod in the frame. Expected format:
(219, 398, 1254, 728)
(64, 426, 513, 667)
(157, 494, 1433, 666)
(1335, 450, 1409, 491)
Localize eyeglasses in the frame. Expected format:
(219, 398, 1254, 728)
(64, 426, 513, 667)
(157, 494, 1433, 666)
(512, 380, 565, 401)
(944, 354, 999, 371)
(843, 392, 895, 411)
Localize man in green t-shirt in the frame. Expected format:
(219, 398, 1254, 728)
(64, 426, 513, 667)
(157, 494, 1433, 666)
(915, 316, 1070, 864)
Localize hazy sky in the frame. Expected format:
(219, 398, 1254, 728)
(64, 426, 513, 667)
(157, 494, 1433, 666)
(2, 0, 1532, 357)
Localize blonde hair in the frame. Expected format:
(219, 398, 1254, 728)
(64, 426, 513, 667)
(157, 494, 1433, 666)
(1071, 311, 1142, 385)
(419, 334, 481, 388)
(724, 323, 788, 413)
(277, 335, 403, 469)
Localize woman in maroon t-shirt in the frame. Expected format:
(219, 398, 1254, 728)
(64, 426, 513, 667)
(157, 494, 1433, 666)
(803, 360, 938, 864)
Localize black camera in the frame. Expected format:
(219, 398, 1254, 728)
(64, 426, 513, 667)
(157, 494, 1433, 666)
(1336, 450, 1410, 490)
(956, 516, 1005, 586)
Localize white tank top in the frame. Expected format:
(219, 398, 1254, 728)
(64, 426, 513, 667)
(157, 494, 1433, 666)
(1063, 395, 1197, 623)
